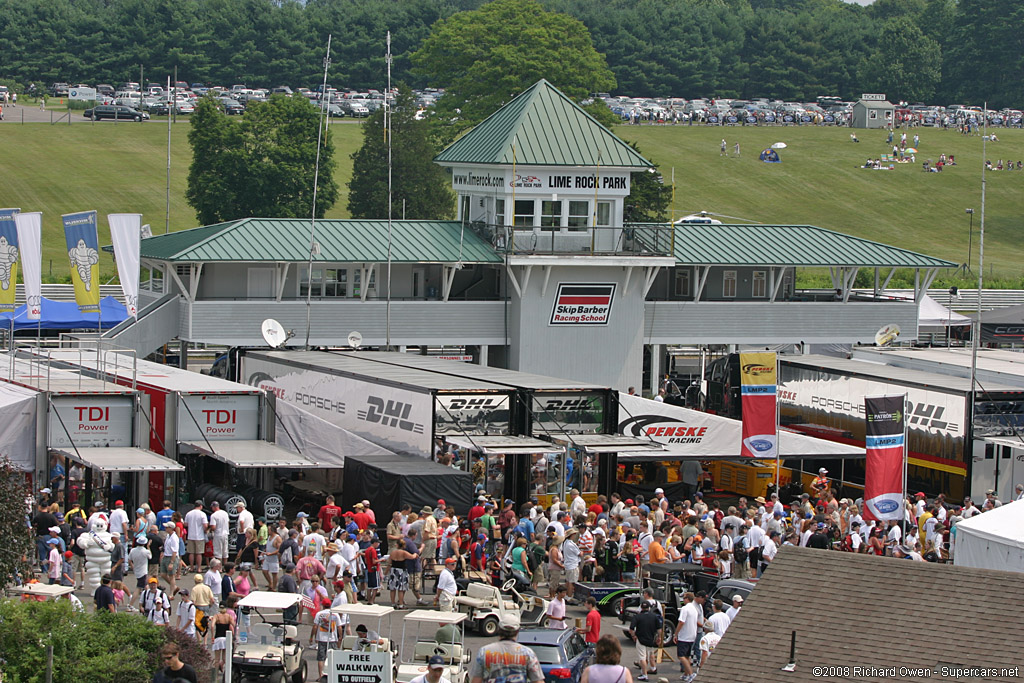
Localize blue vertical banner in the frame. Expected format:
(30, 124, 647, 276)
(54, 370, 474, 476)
(0, 208, 20, 313)
(62, 210, 100, 313)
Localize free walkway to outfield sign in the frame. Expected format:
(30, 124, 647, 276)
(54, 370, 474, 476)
(327, 650, 393, 683)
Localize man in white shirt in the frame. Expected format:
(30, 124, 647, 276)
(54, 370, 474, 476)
(705, 599, 730, 636)
(769, 493, 785, 517)
(208, 501, 231, 565)
(204, 559, 223, 596)
(961, 498, 980, 519)
(325, 543, 348, 587)
(235, 501, 254, 552)
(412, 655, 453, 683)
(108, 501, 130, 554)
(673, 592, 700, 682)
(160, 522, 181, 595)
(746, 522, 765, 570)
(725, 594, 743, 622)
(175, 589, 197, 636)
(759, 530, 779, 577)
(128, 536, 153, 601)
(848, 522, 863, 552)
(184, 500, 209, 573)
(435, 557, 458, 612)
(305, 523, 327, 561)
(546, 584, 567, 629)
(309, 606, 344, 679)
(570, 489, 587, 520)
(914, 492, 928, 518)
(139, 578, 170, 624)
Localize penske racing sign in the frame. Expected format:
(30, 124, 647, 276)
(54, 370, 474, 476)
(550, 283, 615, 325)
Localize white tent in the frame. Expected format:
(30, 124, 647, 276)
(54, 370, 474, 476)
(953, 500, 1024, 573)
(0, 382, 39, 471)
(919, 295, 971, 328)
(616, 392, 863, 459)
(272, 400, 394, 467)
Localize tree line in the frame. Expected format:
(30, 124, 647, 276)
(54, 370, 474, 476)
(0, 0, 1019, 109)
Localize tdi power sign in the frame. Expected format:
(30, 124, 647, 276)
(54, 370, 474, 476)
(550, 284, 615, 325)
(177, 394, 260, 441)
(49, 396, 134, 447)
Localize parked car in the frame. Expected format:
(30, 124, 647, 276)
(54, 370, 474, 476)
(218, 97, 245, 115)
(50, 82, 70, 97)
(83, 105, 149, 122)
(173, 100, 194, 114)
(96, 84, 115, 96)
(516, 628, 593, 683)
(141, 99, 169, 116)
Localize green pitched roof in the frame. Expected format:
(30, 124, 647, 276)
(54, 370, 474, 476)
(132, 218, 502, 264)
(435, 79, 651, 169)
(633, 224, 957, 268)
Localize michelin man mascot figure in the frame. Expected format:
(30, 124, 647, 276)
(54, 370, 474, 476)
(77, 514, 115, 593)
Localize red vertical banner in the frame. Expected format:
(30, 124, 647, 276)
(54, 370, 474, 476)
(739, 352, 777, 458)
(863, 394, 906, 521)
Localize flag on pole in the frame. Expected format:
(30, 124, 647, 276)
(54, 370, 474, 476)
(0, 208, 20, 313)
(108, 213, 142, 319)
(739, 351, 777, 458)
(14, 212, 41, 320)
(863, 394, 906, 521)
(62, 211, 100, 313)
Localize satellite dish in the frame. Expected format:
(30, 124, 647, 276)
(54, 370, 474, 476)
(875, 323, 901, 347)
(261, 318, 293, 348)
(347, 331, 363, 349)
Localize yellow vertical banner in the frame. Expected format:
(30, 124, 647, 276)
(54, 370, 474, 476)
(63, 211, 100, 313)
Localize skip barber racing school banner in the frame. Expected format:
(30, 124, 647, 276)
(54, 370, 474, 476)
(863, 394, 906, 521)
(739, 351, 777, 458)
(0, 208, 20, 313)
(63, 210, 100, 313)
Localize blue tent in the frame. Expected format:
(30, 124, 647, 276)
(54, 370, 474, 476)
(0, 296, 128, 330)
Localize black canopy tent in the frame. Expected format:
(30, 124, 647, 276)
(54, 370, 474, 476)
(975, 304, 1024, 344)
(342, 454, 473, 547)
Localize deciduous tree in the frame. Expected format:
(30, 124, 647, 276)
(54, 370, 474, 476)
(411, 0, 615, 132)
(347, 85, 455, 220)
(186, 94, 338, 224)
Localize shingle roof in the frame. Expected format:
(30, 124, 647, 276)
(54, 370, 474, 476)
(632, 223, 956, 268)
(434, 79, 651, 169)
(699, 545, 1024, 682)
(130, 218, 502, 264)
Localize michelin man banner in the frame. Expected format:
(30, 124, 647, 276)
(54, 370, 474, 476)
(0, 209, 20, 313)
(63, 211, 100, 313)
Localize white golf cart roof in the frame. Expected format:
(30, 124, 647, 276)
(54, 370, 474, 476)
(332, 603, 395, 617)
(403, 609, 468, 625)
(10, 584, 75, 599)
(237, 591, 303, 610)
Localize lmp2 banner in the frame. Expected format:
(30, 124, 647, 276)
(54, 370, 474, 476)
(549, 283, 615, 325)
(863, 394, 907, 521)
(739, 352, 777, 458)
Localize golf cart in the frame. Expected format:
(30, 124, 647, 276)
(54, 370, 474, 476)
(333, 603, 397, 654)
(618, 562, 717, 628)
(232, 591, 307, 683)
(396, 610, 469, 683)
(456, 579, 551, 636)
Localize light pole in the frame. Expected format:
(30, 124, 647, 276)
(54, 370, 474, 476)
(963, 208, 975, 275)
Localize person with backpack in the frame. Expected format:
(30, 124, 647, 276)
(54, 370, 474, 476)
(732, 526, 749, 580)
(175, 589, 197, 637)
(138, 577, 170, 624)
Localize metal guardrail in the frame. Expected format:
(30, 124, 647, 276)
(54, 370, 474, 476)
(469, 222, 675, 257)
(855, 289, 1024, 312)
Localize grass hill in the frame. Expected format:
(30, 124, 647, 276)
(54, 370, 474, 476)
(0, 120, 1020, 279)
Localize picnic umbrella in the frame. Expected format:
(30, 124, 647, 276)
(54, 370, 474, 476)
(905, 147, 918, 153)
(771, 142, 787, 149)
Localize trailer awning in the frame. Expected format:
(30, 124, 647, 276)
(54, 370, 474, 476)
(445, 435, 564, 456)
(548, 433, 667, 454)
(50, 447, 185, 473)
(179, 440, 318, 468)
